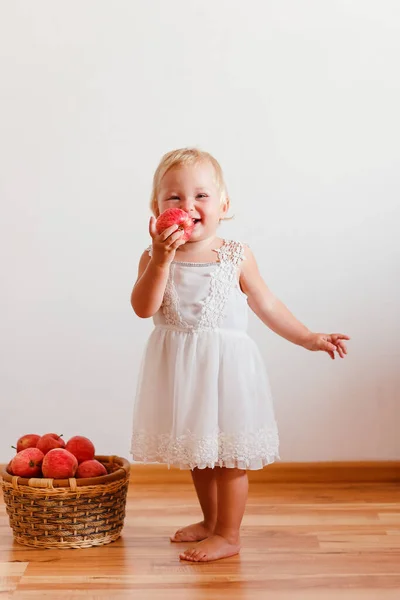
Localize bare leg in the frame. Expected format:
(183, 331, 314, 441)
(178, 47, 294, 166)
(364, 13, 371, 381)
(170, 467, 217, 542)
(179, 467, 248, 561)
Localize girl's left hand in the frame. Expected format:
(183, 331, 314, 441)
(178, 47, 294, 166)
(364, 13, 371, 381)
(303, 333, 350, 360)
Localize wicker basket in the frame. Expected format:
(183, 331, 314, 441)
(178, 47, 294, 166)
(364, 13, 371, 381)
(0, 455, 130, 549)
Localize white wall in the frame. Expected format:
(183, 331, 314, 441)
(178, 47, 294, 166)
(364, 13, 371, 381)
(1, 1, 399, 463)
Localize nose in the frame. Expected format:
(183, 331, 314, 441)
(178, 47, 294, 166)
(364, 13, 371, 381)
(180, 197, 195, 213)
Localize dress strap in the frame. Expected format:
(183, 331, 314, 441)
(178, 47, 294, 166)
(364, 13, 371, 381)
(216, 240, 246, 267)
(147, 241, 245, 264)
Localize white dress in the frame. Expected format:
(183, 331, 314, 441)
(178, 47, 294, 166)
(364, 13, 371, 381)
(130, 240, 280, 470)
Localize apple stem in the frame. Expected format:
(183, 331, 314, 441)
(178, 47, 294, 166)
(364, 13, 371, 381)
(11, 446, 17, 450)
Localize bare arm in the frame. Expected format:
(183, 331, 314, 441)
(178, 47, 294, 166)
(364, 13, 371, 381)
(130, 217, 185, 318)
(130, 252, 170, 318)
(239, 246, 350, 359)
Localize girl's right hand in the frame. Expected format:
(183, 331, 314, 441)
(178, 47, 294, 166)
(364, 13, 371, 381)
(149, 216, 186, 267)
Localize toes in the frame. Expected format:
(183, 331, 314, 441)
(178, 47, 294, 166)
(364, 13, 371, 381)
(180, 548, 195, 561)
(194, 551, 207, 562)
(180, 553, 195, 562)
(175, 529, 184, 538)
(181, 547, 207, 562)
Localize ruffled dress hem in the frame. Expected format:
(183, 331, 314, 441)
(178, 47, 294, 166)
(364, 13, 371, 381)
(130, 426, 280, 471)
(130, 455, 281, 471)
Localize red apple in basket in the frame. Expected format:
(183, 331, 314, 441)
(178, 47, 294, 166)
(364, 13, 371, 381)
(156, 208, 195, 242)
(65, 436, 95, 464)
(13, 433, 40, 453)
(10, 448, 44, 478)
(42, 448, 78, 479)
(76, 459, 107, 479)
(6, 460, 14, 475)
(36, 433, 65, 455)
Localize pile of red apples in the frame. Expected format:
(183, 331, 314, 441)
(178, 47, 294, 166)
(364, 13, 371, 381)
(6, 433, 107, 479)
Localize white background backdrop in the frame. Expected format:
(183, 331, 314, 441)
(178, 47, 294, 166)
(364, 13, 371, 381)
(1, 1, 399, 463)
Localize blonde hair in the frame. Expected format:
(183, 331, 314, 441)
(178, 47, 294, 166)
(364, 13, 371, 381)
(150, 147, 229, 217)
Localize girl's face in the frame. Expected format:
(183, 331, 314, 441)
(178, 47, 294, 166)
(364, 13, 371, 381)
(157, 161, 228, 242)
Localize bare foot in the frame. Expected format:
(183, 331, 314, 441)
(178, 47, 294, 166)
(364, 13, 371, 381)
(170, 521, 214, 543)
(179, 534, 241, 562)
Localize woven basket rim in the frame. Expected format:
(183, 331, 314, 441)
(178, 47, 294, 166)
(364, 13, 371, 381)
(0, 454, 130, 488)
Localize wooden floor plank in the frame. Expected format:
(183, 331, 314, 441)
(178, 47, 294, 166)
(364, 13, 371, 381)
(1, 481, 399, 599)
(0, 561, 28, 597)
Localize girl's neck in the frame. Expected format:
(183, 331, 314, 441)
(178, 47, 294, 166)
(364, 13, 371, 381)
(177, 235, 221, 255)
(175, 235, 223, 262)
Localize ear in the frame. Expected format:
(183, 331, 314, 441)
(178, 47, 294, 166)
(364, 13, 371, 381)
(219, 196, 230, 219)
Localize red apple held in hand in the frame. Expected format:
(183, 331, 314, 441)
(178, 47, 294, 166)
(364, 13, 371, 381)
(14, 434, 40, 453)
(76, 459, 107, 479)
(11, 448, 44, 478)
(42, 448, 78, 479)
(36, 433, 65, 455)
(65, 436, 95, 464)
(156, 208, 195, 242)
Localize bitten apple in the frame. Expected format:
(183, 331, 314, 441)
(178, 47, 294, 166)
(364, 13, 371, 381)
(156, 208, 195, 242)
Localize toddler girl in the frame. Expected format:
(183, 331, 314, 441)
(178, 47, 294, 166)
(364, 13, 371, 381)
(130, 148, 350, 562)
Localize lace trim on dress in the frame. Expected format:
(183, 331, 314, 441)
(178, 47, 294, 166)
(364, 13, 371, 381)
(215, 239, 245, 266)
(162, 263, 189, 328)
(131, 426, 280, 470)
(146, 240, 246, 331)
(197, 240, 245, 330)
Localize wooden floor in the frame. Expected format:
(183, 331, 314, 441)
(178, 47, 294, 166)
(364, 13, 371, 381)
(1, 481, 400, 599)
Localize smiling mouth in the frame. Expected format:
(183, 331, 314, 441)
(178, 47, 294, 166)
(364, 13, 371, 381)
(192, 218, 201, 225)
